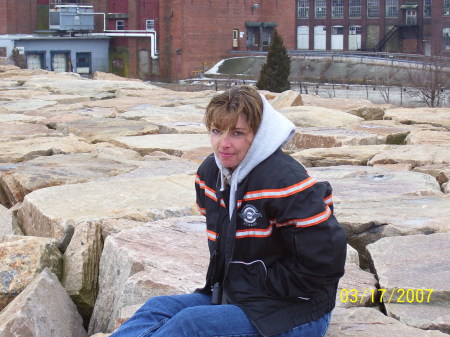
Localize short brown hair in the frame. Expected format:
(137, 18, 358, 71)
(204, 85, 263, 134)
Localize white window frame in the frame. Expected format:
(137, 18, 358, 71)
(315, 0, 326, 19)
(443, 28, 450, 49)
(424, 0, 431, 17)
(116, 20, 124, 30)
(349, 0, 362, 18)
(368, 0, 380, 18)
(386, 0, 398, 17)
(298, 0, 309, 19)
(332, 0, 344, 19)
(146, 19, 155, 31)
(445, 0, 450, 15)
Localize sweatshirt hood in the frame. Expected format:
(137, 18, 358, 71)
(214, 93, 296, 218)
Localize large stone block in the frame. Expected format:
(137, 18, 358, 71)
(112, 133, 211, 157)
(0, 268, 88, 337)
(62, 221, 103, 323)
(89, 216, 208, 334)
(16, 174, 197, 251)
(369, 145, 450, 168)
(292, 145, 394, 167)
(288, 127, 386, 151)
(384, 107, 450, 129)
(280, 106, 363, 127)
(0, 153, 138, 207)
(55, 118, 159, 143)
(0, 236, 62, 310)
(326, 307, 448, 336)
(366, 233, 450, 334)
(0, 135, 95, 163)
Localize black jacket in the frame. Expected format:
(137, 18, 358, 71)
(195, 149, 347, 337)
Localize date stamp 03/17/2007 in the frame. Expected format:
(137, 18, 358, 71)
(339, 288, 434, 304)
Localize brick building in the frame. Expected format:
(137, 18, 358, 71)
(295, 0, 450, 56)
(157, 0, 295, 81)
(2, 0, 450, 81)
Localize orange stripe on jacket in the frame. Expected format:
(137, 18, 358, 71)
(235, 225, 273, 238)
(242, 177, 316, 201)
(272, 206, 332, 228)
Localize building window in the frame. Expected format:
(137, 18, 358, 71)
(445, 0, 450, 15)
(332, 0, 344, 18)
(298, 0, 309, 18)
(424, 0, 431, 17)
(386, 0, 398, 17)
(349, 26, 362, 35)
(315, 0, 326, 18)
(146, 20, 155, 31)
(368, 0, 380, 17)
(116, 20, 124, 30)
(349, 0, 362, 17)
(443, 28, 450, 49)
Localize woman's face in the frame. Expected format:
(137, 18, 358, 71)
(210, 114, 255, 170)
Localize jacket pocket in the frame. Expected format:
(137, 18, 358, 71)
(224, 260, 268, 302)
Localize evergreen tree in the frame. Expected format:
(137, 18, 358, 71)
(256, 30, 291, 93)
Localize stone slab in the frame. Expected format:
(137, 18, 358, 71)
(0, 268, 88, 337)
(0, 122, 61, 142)
(0, 113, 45, 124)
(157, 121, 207, 134)
(337, 255, 378, 308)
(346, 106, 386, 120)
(23, 76, 154, 99)
(0, 152, 138, 208)
(16, 174, 197, 251)
(119, 104, 204, 124)
(0, 236, 62, 310)
(0, 204, 13, 241)
(62, 221, 103, 322)
(367, 233, 450, 334)
(348, 120, 412, 144)
(0, 135, 95, 163)
(301, 94, 386, 112)
(114, 87, 215, 107)
(280, 106, 363, 127)
(0, 99, 58, 113)
(385, 303, 450, 334)
(384, 107, 450, 129)
(56, 118, 159, 143)
(366, 233, 450, 304)
(326, 307, 448, 336)
(268, 90, 303, 110)
(369, 145, 450, 168)
(112, 134, 211, 156)
(309, 166, 448, 259)
(291, 145, 394, 167)
(288, 127, 385, 151)
(309, 165, 442, 203)
(405, 130, 450, 145)
(89, 216, 208, 334)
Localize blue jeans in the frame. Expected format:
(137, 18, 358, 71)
(110, 293, 331, 337)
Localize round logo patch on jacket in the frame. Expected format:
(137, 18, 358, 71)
(238, 204, 262, 227)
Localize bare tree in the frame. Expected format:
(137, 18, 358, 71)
(406, 55, 449, 107)
(374, 67, 397, 104)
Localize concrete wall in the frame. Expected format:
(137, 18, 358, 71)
(14, 37, 109, 73)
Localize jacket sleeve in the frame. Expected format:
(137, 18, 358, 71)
(264, 180, 347, 299)
(195, 172, 207, 217)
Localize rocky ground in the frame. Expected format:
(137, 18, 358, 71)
(0, 65, 449, 337)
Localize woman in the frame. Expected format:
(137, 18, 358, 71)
(111, 85, 346, 337)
